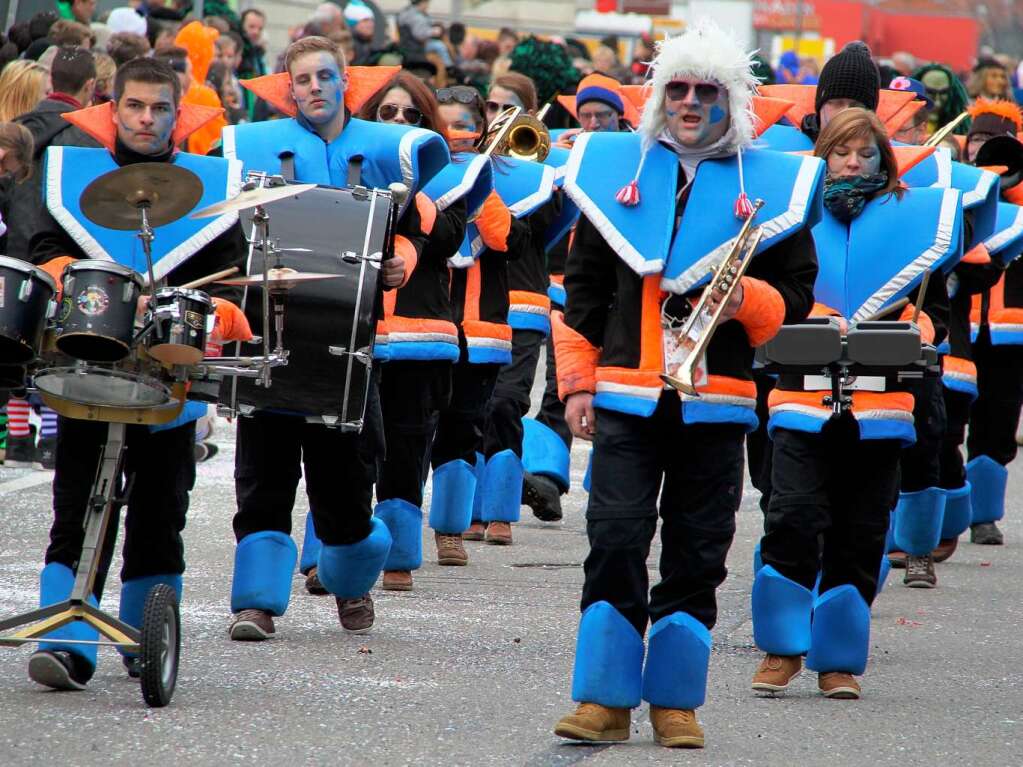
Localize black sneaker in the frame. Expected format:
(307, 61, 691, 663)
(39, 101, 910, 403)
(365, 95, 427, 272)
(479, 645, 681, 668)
(36, 436, 56, 470)
(970, 522, 1004, 545)
(904, 554, 937, 588)
(4, 433, 36, 469)
(521, 472, 563, 522)
(28, 650, 92, 690)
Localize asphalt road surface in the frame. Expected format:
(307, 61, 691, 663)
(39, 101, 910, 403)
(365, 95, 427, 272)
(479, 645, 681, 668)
(1, 367, 1021, 766)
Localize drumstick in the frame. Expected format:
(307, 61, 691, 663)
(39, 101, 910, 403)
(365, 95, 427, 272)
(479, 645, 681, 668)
(862, 297, 909, 322)
(179, 266, 239, 290)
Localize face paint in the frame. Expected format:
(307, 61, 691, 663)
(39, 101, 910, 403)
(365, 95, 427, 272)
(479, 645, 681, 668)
(664, 79, 730, 149)
(709, 105, 726, 124)
(290, 52, 347, 129)
(114, 81, 177, 155)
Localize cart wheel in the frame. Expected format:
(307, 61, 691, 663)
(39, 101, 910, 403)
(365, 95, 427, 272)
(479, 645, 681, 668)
(139, 584, 180, 708)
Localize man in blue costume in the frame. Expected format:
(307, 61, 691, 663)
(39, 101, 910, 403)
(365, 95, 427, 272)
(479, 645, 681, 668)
(551, 22, 821, 747)
(221, 36, 449, 640)
(26, 57, 249, 690)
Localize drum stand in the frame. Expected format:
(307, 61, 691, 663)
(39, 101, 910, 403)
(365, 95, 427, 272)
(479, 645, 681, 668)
(0, 422, 181, 707)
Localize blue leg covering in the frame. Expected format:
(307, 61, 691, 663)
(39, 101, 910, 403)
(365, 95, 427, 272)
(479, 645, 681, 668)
(642, 612, 712, 710)
(893, 488, 946, 556)
(38, 562, 99, 672)
(753, 542, 763, 575)
(299, 512, 322, 575)
(571, 601, 644, 708)
(522, 418, 570, 492)
(876, 556, 891, 598)
(480, 449, 522, 523)
(230, 531, 298, 616)
(118, 574, 183, 657)
(751, 565, 813, 656)
(375, 499, 423, 570)
(429, 459, 477, 534)
(941, 483, 972, 539)
(884, 511, 896, 553)
(317, 517, 392, 599)
(967, 456, 1008, 524)
(471, 453, 484, 523)
(806, 585, 870, 675)
(582, 450, 593, 493)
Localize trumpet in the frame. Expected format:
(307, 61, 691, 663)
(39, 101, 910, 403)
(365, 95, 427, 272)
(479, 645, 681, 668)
(661, 199, 765, 396)
(481, 106, 552, 162)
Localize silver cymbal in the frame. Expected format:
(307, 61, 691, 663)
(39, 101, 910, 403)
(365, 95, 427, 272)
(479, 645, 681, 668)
(217, 267, 342, 290)
(80, 163, 204, 230)
(191, 182, 317, 219)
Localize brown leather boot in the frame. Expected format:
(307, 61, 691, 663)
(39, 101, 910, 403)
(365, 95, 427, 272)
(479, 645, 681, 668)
(751, 653, 802, 693)
(554, 702, 631, 742)
(435, 532, 469, 565)
(382, 570, 413, 591)
(818, 672, 861, 699)
(485, 521, 513, 545)
(649, 705, 704, 748)
(462, 522, 486, 541)
(932, 537, 959, 563)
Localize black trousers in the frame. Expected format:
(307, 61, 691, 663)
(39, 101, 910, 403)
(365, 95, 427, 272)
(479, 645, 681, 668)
(746, 370, 777, 516)
(763, 416, 901, 607)
(899, 376, 946, 492)
(968, 329, 1023, 466)
(376, 360, 452, 507)
(939, 387, 972, 489)
(581, 392, 746, 636)
(482, 329, 544, 459)
(431, 360, 500, 468)
(45, 417, 196, 601)
(536, 332, 572, 449)
(233, 378, 384, 547)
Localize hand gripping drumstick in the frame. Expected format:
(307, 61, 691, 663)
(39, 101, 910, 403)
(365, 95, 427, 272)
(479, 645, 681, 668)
(178, 266, 240, 290)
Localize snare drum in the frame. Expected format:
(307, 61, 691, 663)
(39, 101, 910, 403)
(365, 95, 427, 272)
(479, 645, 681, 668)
(0, 256, 57, 364)
(147, 287, 214, 366)
(34, 363, 172, 409)
(56, 260, 144, 363)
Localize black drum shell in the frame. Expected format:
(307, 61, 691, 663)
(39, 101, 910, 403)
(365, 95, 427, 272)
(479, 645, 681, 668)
(148, 287, 213, 366)
(0, 257, 56, 365)
(56, 261, 144, 363)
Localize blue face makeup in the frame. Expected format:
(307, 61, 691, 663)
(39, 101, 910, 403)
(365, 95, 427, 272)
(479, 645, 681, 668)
(709, 105, 726, 124)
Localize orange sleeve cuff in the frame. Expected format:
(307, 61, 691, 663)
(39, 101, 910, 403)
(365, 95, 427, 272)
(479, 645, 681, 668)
(211, 297, 254, 342)
(415, 192, 436, 236)
(476, 190, 511, 252)
(900, 305, 935, 344)
(551, 310, 599, 400)
(733, 276, 786, 347)
(40, 256, 75, 298)
(394, 234, 418, 288)
(962, 243, 992, 265)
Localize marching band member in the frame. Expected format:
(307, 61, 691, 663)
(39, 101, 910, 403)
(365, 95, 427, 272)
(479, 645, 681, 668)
(962, 101, 1023, 546)
(422, 86, 552, 557)
(475, 72, 561, 546)
(25, 57, 250, 690)
(357, 76, 479, 592)
(220, 36, 448, 638)
(752, 109, 959, 697)
(552, 22, 821, 747)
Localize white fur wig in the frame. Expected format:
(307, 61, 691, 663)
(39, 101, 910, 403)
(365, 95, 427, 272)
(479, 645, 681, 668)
(637, 19, 760, 153)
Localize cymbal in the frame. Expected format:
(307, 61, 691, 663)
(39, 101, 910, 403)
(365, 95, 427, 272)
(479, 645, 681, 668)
(217, 267, 342, 290)
(191, 182, 317, 219)
(81, 163, 204, 230)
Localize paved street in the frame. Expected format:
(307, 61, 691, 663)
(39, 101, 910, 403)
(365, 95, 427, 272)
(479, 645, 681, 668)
(1, 367, 1022, 766)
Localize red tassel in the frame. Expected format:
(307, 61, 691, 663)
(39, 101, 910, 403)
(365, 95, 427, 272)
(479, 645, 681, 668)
(734, 192, 755, 220)
(616, 179, 640, 207)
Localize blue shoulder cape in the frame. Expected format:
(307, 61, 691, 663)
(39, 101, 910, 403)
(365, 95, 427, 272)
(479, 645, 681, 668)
(422, 152, 493, 218)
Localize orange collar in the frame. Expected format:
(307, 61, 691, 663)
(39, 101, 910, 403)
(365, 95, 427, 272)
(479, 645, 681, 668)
(61, 101, 226, 153)
(240, 66, 400, 119)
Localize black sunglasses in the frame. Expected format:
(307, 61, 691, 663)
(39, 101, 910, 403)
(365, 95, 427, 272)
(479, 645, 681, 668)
(665, 81, 721, 105)
(925, 86, 950, 98)
(486, 100, 517, 114)
(377, 103, 423, 124)
(436, 86, 480, 105)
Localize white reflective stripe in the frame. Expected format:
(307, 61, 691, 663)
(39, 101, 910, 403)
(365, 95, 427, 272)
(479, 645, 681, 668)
(985, 205, 1023, 253)
(768, 402, 830, 419)
(681, 392, 757, 407)
(222, 124, 237, 161)
(563, 132, 662, 276)
(990, 322, 1023, 331)
(803, 375, 886, 392)
(398, 128, 436, 214)
(509, 303, 551, 315)
(852, 187, 960, 322)
(434, 154, 489, 212)
(943, 369, 976, 383)
(595, 380, 662, 400)
(47, 147, 107, 262)
(663, 154, 822, 294)
(387, 331, 459, 343)
(932, 148, 952, 188)
(466, 337, 512, 350)
(962, 168, 998, 208)
(855, 408, 915, 423)
(507, 163, 556, 218)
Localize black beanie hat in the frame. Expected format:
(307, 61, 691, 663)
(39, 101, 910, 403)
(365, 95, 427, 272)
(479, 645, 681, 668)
(815, 41, 880, 114)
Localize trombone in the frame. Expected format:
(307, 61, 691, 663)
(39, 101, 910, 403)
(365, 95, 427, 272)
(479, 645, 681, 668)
(661, 200, 765, 396)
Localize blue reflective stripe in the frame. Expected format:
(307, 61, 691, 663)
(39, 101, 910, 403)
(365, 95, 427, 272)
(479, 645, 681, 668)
(466, 347, 512, 365)
(547, 282, 567, 306)
(941, 375, 978, 401)
(857, 418, 916, 445)
(990, 329, 1023, 345)
(767, 410, 828, 439)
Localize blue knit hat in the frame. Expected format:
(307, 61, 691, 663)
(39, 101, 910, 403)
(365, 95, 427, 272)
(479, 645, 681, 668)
(576, 78, 625, 115)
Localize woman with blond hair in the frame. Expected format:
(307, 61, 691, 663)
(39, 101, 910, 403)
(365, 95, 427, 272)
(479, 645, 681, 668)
(0, 60, 50, 122)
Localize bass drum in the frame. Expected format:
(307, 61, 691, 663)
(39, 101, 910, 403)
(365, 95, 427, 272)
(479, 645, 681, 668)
(222, 184, 391, 431)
